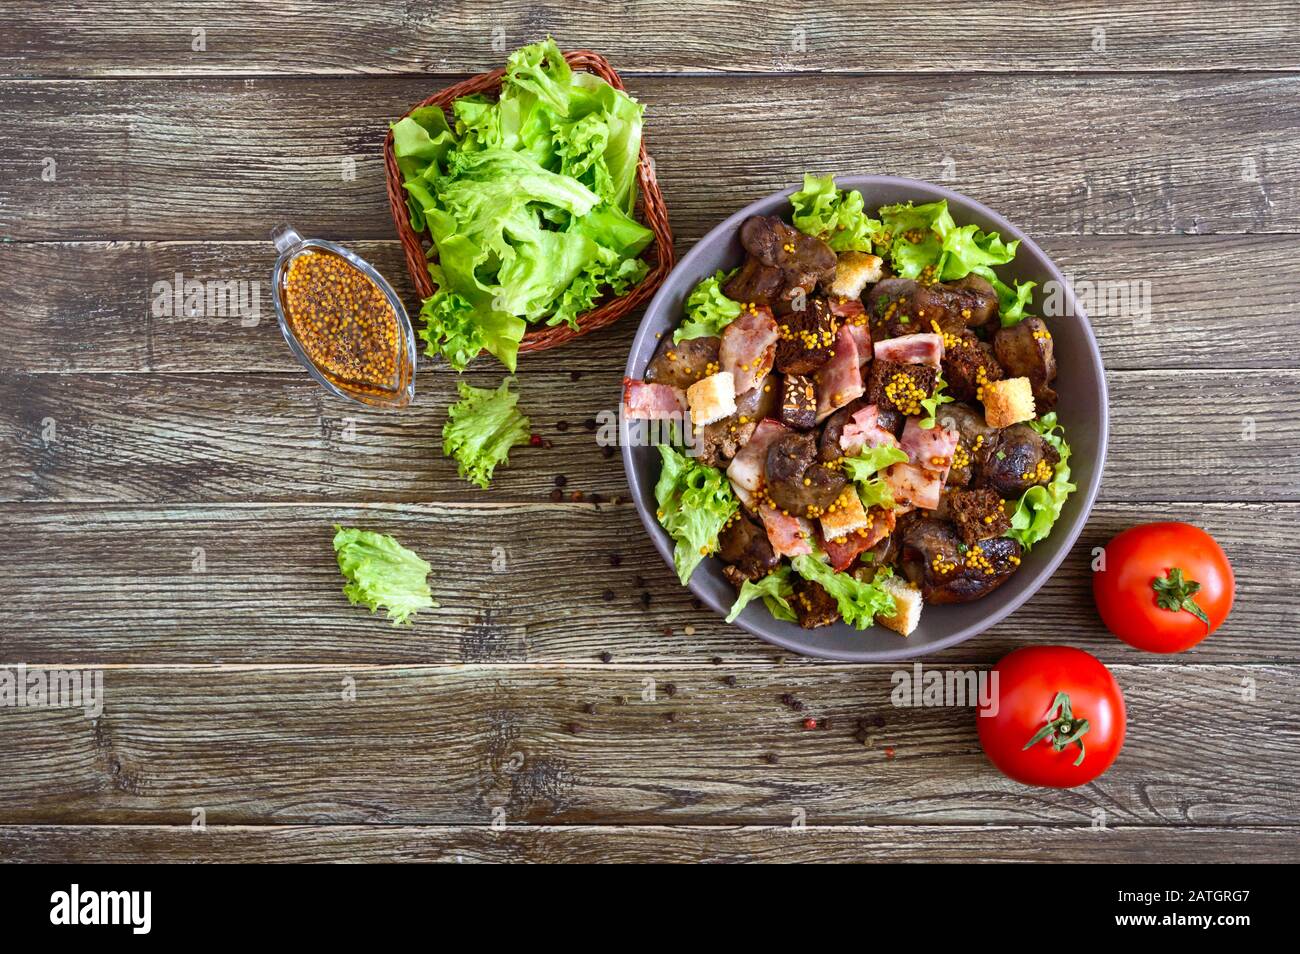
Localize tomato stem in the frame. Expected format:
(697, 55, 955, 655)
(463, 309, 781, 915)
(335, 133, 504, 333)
(1152, 567, 1211, 631)
(1022, 691, 1090, 767)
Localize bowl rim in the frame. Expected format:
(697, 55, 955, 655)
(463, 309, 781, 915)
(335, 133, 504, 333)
(620, 175, 1109, 661)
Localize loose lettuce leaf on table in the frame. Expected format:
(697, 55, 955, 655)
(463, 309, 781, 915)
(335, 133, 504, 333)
(333, 526, 438, 626)
(654, 444, 739, 585)
(442, 376, 532, 489)
(1005, 413, 1077, 549)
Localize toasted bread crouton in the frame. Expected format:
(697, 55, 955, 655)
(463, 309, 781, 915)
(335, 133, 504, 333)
(687, 371, 737, 427)
(876, 574, 923, 637)
(829, 252, 884, 300)
(982, 376, 1035, 428)
(820, 487, 870, 542)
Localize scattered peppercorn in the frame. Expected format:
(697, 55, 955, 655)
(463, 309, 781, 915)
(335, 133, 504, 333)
(599, 651, 612, 663)
(554, 474, 567, 487)
(663, 683, 677, 697)
(640, 592, 651, 608)
(570, 370, 582, 382)
(555, 420, 570, 432)
(601, 589, 614, 602)
(722, 675, 737, 687)
(609, 553, 622, 567)
(710, 656, 722, 666)
(584, 418, 598, 431)
(566, 722, 582, 734)
(583, 703, 597, 716)
(663, 712, 677, 723)
(762, 753, 779, 765)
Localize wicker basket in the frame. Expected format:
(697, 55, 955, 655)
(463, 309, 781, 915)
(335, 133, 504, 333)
(383, 49, 674, 356)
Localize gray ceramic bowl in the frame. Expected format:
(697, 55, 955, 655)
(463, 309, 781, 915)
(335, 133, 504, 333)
(621, 176, 1107, 661)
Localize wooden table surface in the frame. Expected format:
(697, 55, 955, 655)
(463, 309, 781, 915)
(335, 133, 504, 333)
(2, 2, 1299, 863)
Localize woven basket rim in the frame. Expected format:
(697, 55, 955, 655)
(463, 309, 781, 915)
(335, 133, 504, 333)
(382, 48, 674, 357)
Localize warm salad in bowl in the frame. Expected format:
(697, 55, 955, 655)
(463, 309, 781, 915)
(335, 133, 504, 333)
(622, 175, 1076, 639)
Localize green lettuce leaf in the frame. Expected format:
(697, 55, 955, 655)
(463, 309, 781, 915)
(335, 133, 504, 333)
(673, 269, 741, 343)
(842, 444, 910, 509)
(1005, 413, 1077, 549)
(393, 38, 652, 371)
(333, 526, 438, 626)
(442, 376, 531, 489)
(654, 444, 739, 585)
(725, 566, 798, 623)
(970, 265, 1038, 327)
(791, 554, 896, 629)
(789, 173, 881, 253)
(919, 372, 955, 429)
(876, 199, 1035, 325)
(418, 274, 527, 372)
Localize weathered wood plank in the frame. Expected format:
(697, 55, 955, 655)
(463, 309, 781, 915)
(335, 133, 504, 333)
(1, 369, 1296, 503)
(2, 74, 1296, 240)
(3, 235, 1297, 374)
(0, 824, 1294, 863)
(0, 502, 1293, 665)
(4, 1, 1298, 76)
(0, 664, 1293, 825)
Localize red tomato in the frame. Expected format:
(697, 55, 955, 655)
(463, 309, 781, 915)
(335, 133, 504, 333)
(1092, 522, 1234, 653)
(977, 646, 1126, 788)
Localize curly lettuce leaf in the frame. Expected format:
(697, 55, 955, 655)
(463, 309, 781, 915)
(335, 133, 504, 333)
(1005, 413, 1077, 549)
(418, 276, 527, 372)
(842, 444, 910, 510)
(970, 265, 1038, 327)
(673, 269, 741, 343)
(918, 372, 955, 429)
(654, 444, 739, 585)
(333, 526, 438, 626)
(877, 199, 1034, 325)
(393, 38, 651, 370)
(791, 554, 896, 629)
(442, 376, 531, 489)
(790, 173, 881, 253)
(725, 566, 798, 623)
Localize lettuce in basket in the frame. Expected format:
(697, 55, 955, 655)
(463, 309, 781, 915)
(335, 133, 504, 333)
(791, 554, 896, 629)
(725, 566, 799, 623)
(442, 376, 531, 489)
(654, 444, 739, 585)
(333, 526, 438, 626)
(392, 38, 654, 372)
(673, 269, 741, 343)
(1005, 413, 1077, 549)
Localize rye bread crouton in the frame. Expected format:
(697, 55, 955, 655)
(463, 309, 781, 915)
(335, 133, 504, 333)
(866, 360, 937, 417)
(947, 488, 1011, 544)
